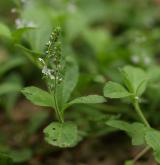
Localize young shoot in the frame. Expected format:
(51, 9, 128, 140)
(103, 66, 160, 163)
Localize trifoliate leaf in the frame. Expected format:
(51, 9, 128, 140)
(103, 81, 132, 98)
(121, 66, 148, 96)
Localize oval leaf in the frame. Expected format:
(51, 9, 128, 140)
(21, 86, 54, 108)
(43, 122, 79, 148)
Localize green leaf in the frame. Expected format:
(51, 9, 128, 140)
(0, 23, 11, 39)
(3, 74, 23, 112)
(83, 29, 111, 54)
(121, 66, 148, 96)
(0, 153, 12, 165)
(145, 129, 160, 163)
(107, 120, 147, 145)
(10, 149, 32, 163)
(12, 27, 35, 42)
(22, 86, 54, 108)
(68, 95, 106, 106)
(28, 111, 48, 134)
(57, 57, 79, 109)
(125, 160, 134, 165)
(0, 57, 24, 78)
(0, 148, 32, 164)
(16, 44, 41, 64)
(0, 83, 21, 96)
(43, 122, 79, 148)
(103, 81, 132, 98)
(21, 1, 53, 52)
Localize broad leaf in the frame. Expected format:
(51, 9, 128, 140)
(83, 29, 110, 54)
(68, 95, 106, 106)
(103, 81, 132, 98)
(0, 23, 11, 39)
(21, 0, 53, 52)
(22, 86, 54, 108)
(57, 57, 79, 109)
(0, 147, 32, 164)
(107, 120, 147, 145)
(43, 122, 79, 148)
(0, 57, 24, 78)
(145, 129, 160, 163)
(12, 27, 35, 42)
(0, 83, 21, 96)
(10, 149, 32, 163)
(16, 44, 41, 64)
(121, 66, 148, 96)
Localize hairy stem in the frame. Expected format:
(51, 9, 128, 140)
(53, 78, 64, 123)
(49, 81, 64, 123)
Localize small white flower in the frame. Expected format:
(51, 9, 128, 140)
(42, 65, 55, 80)
(42, 66, 51, 76)
(38, 58, 45, 65)
(15, 18, 24, 29)
(26, 21, 37, 28)
(50, 75, 55, 80)
(15, 18, 37, 29)
(67, 3, 77, 13)
(131, 55, 140, 64)
(58, 77, 63, 82)
(135, 96, 139, 100)
(21, 0, 27, 3)
(11, 8, 17, 13)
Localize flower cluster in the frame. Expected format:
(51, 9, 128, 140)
(39, 27, 63, 89)
(15, 18, 37, 29)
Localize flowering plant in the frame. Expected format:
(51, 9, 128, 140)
(22, 27, 106, 147)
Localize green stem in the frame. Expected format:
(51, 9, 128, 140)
(132, 98, 151, 163)
(133, 99, 150, 128)
(49, 81, 64, 123)
(53, 91, 64, 123)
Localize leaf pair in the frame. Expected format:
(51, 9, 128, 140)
(103, 66, 148, 99)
